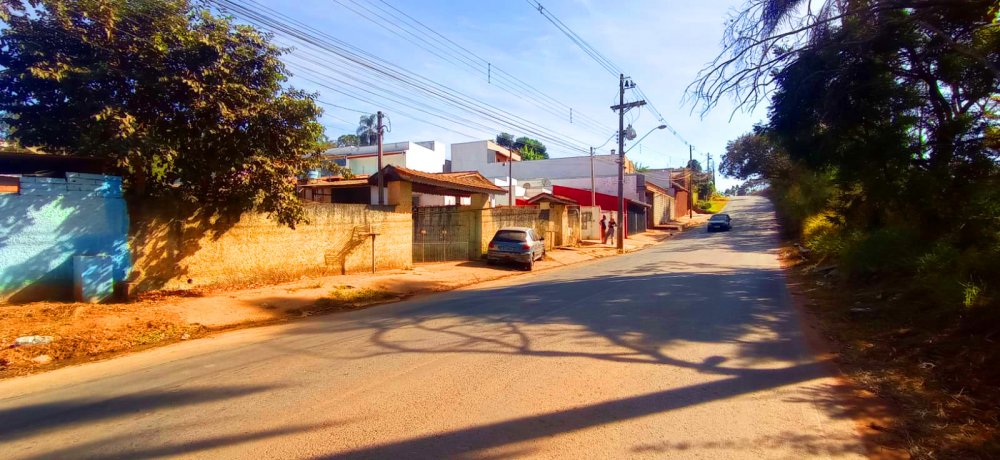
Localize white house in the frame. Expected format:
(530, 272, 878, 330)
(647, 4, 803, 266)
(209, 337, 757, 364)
(450, 140, 633, 182)
(324, 141, 446, 176)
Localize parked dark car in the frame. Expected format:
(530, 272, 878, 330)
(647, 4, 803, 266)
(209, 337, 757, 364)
(487, 227, 545, 270)
(707, 213, 732, 232)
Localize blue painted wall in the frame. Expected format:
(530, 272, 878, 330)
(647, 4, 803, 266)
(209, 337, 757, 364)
(0, 173, 130, 302)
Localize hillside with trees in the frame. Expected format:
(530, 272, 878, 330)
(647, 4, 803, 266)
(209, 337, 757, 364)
(703, 1, 999, 456)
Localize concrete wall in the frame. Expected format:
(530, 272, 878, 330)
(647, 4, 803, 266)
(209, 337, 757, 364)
(480, 206, 549, 255)
(0, 174, 130, 302)
(454, 154, 626, 183)
(130, 202, 412, 292)
(347, 153, 407, 176)
(326, 141, 446, 176)
(650, 192, 675, 225)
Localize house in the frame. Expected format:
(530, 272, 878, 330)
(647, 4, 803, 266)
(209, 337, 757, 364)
(645, 180, 676, 226)
(324, 140, 446, 176)
(451, 141, 634, 180)
(297, 166, 506, 210)
(551, 185, 649, 237)
(517, 193, 581, 247)
(641, 168, 695, 218)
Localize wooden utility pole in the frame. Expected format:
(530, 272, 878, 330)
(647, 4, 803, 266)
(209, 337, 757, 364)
(589, 147, 596, 207)
(376, 111, 385, 205)
(508, 147, 514, 205)
(688, 144, 694, 219)
(610, 75, 645, 253)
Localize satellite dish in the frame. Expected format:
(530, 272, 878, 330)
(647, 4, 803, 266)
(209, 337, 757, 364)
(522, 182, 532, 189)
(542, 179, 552, 186)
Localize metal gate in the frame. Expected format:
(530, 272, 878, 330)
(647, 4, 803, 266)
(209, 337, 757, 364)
(412, 206, 473, 262)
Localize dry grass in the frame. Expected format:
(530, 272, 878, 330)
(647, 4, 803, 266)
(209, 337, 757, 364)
(0, 301, 208, 378)
(311, 286, 397, 312)
(781, 248, 1000, 459)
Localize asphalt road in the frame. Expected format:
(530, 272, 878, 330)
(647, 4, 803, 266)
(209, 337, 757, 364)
(0, 196, 864, 459)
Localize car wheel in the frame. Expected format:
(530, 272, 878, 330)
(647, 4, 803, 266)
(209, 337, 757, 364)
(526, 257, 534, 271)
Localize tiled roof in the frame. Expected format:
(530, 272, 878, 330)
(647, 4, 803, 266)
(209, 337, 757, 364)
(371, 165, 506, 195)
(299, 178, 370, 188)
(525, 192, 578, 206)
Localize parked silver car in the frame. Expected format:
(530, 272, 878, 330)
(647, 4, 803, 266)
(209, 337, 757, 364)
(486, 227, 545, 270)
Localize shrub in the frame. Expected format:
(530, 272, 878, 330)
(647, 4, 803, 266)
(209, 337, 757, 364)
(801, 211, 848, 260)
(840, 227, 920, 277)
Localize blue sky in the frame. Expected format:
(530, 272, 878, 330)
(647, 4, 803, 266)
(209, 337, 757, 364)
(234, 0, 766, 190)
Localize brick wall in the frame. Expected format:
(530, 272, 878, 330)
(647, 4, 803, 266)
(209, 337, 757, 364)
(130, 202, 412, 292)
(479, 206, 548, 256)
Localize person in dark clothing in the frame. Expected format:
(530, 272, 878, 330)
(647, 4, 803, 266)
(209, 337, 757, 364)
(600, 215, 608, 244)
(607, 217, 617, 245)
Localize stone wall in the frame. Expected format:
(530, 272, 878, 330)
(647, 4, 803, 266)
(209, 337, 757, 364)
(130, 202, 412, 292)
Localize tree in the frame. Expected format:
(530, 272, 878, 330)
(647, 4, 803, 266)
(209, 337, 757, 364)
(514, 136, 548, 159)
(494, 133, 549, 160)
(495, 132, 515, 149)
(0, 0, 325, 227)
(336, 134, 359, 147)
(634, 162, 651, 172)
(356, 114, 377, 146)
(689, 0, 1000, 114)
(720, 129, 790, 183)
(686, 159, 702, 172)
(516, 145, 546, 161)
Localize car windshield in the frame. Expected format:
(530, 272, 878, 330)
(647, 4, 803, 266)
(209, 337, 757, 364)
(709, 214, 729, 221)
(493, 230, 528, 242)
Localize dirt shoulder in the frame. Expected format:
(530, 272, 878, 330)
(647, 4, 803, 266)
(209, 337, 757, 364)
(1, 224, 706, 380)
(779, 245, 1000, 459)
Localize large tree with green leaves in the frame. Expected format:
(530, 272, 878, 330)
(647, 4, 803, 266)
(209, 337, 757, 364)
(493, 132, 548, 160)
(0, 0, 326, 226)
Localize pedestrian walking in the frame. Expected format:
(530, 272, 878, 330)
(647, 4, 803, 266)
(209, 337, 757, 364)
(599, 215, 608, 244)
(607, 217, 617, 246)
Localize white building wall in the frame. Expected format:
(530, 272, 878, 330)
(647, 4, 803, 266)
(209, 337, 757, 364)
(450, 141, 623, 181)
(325, 140, 446, 176)
(348, 154, 406, 176)
(549, 175, 646, 202)
(404, 141, 446, 172)
(491, 178, 526, 206)
(450, 140, 493, 172)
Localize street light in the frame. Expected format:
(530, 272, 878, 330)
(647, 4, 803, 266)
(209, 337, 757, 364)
(616, 124, 667, 253)
(624, 125, 667, 154)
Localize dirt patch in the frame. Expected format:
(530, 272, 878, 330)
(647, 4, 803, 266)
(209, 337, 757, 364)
(779, 245, 1000, 459)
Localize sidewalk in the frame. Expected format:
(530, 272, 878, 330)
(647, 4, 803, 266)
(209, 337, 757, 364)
(0, 222, 708, 378)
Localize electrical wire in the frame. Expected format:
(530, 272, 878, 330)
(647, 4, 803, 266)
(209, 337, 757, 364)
(210, 0, 595, 155)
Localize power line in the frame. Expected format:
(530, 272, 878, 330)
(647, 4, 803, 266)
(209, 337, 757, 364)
(525, 0, 697, 151)
(333, 0, 612, 133)
(210, 0, 594, 155)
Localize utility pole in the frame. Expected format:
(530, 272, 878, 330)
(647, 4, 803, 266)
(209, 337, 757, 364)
(610, 74, 645, 253)
(688, 144, 693, 219)
(616, 74, 625, 252)
(508, 147, 514, 206)
(376, 111, 385, 205)
(589, 147, 596, 207)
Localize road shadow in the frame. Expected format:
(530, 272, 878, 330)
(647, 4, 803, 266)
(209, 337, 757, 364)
(0, 384, 279, 444)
